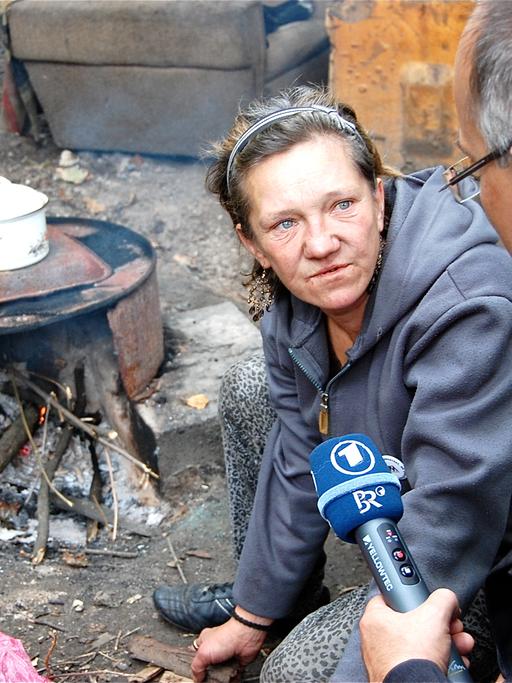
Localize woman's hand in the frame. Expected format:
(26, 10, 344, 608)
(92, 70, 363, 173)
(190, 611, 270, 683)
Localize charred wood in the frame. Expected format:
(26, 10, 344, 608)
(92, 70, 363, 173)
(33, 365, 87, 564)
(84, 548, 138, 558)
(50, 493, 155, 538)
(87, 441, 102, 543)
(32, 424, 74, 565)
(0, 404, 38, 474)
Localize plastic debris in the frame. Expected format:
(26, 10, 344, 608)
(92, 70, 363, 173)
(0, 632, 50, 682)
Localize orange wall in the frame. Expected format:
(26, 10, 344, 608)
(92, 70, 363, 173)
(327, 0, 475, 171)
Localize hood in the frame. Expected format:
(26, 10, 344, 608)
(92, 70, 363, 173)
(348, 166, 501, 359)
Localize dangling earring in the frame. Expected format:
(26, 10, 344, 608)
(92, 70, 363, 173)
(367, 236, 386, 294)
(247, 269, 274, 321)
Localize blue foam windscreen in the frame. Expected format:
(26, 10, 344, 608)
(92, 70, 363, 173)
(310, 434, 403, 542)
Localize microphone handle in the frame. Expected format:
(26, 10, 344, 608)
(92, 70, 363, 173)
(355, 518, 472, 682)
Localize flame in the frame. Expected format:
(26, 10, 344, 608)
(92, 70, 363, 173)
(38, 405, 48, 425)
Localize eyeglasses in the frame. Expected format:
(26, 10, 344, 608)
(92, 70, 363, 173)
(440, 143, 511, 204)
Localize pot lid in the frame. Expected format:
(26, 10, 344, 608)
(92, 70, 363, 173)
(0, 176, 49, 222)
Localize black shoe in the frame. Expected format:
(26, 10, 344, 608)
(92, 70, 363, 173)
(153, 582, 235, 632)
(153, 581, 330, 634)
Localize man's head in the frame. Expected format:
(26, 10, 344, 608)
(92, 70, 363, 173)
(454, 0, 512, 252)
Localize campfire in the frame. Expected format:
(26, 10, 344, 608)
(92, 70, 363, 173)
(0, 212, 166, 564)
(1, 365, 161, 559)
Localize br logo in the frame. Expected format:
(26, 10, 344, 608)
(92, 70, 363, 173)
(353, 486, 386, 513)
(330, 438, 375, 476)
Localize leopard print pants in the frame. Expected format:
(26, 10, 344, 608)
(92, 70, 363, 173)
(219, 352, 277, 561)
(219, 353, 498, 682)
(260, 587, 497, 683)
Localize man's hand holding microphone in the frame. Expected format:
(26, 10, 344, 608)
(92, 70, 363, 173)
(310, 434, 474, 682)
(360, 589, 474, 682)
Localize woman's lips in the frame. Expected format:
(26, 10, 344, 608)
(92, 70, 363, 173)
(310, 263, 349, 278)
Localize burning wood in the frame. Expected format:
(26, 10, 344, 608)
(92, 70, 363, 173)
(0, 363, 163, 561)
(9, 366, 159, 480)
(0, 403, 38, 474)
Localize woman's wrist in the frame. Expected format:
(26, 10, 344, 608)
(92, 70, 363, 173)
(233, 606, 273, 631)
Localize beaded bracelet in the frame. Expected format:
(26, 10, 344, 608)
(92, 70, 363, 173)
(231, 609, 270, 632)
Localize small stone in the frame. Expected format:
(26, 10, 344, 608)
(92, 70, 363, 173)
(72, 599, 84, 612)
(58, 150, 79, 168)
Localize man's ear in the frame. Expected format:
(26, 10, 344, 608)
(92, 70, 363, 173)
(236, 224, 271, 269)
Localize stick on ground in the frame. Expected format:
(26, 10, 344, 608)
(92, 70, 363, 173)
(50, 494, 155, 537)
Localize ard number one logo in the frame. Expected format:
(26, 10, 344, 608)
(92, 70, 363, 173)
(330, 439, 376, 476)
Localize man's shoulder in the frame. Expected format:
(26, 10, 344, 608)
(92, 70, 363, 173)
(446, 241, 512, 303)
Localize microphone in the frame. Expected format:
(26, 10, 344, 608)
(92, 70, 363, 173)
(310, 433, 472, 682)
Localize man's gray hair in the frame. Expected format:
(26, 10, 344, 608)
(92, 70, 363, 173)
(469, 0, 512, 153)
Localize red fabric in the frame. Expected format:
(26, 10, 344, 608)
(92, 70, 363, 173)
(1, 9, 41, 138)
(1, 61, 24, 134)
(0, 632, 51, 683)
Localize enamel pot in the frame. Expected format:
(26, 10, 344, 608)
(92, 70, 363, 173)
(0, 176, 49, 271)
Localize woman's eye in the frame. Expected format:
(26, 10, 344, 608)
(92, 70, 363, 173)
(336, 200, 352, 211)
(277, 219, 294, 230)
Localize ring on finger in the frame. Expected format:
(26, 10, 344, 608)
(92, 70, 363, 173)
(192, 638, 200, 651)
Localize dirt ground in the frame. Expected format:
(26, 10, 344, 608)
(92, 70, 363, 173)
(0, 116, 369, 683)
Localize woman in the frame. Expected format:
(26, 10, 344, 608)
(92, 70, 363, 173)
(154, 86, 512, 682)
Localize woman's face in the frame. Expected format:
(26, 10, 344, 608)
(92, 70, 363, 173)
(238, 135, 384, 321)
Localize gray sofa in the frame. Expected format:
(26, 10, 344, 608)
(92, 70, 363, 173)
(7, 0, 329, 156)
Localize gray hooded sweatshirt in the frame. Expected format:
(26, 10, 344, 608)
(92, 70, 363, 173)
(232, 167, 512, 679)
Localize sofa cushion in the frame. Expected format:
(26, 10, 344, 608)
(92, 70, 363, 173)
(9, 0, 266, 70)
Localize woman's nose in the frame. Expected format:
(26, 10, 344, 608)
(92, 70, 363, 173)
(303, 220, 340, 259)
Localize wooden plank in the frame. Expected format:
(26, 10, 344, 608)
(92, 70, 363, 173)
(128, 636, 240, 683)
(129, 664, 164, 683)
(160, 672, 193, 682)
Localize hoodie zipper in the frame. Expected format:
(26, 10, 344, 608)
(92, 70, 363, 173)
(288, 348, 352, 436)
